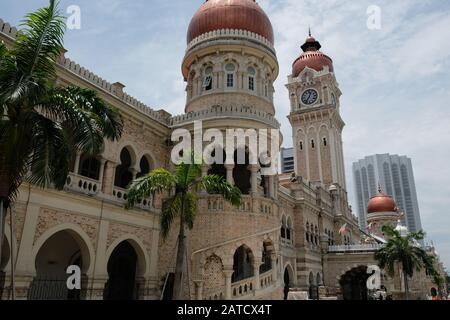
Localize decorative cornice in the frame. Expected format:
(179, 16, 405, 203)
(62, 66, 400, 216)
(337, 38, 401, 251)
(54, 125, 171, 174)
(186, 29, 276, 56)
(169, 105, 280, 129)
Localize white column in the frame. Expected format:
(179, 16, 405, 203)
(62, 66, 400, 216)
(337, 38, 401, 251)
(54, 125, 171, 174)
(194, 280, 204, 300)
(98, 159, 106, 190)
(74, 152, 82, 174)
(254, 265, 261, 291)
(223, 269, 234, 300)
(271, 254, 278, 285)
(250, 165, 259, 195)
(225, 165, 234, 186)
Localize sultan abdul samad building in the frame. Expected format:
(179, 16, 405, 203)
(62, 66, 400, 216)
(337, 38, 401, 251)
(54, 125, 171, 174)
(0, 0, 441, 300)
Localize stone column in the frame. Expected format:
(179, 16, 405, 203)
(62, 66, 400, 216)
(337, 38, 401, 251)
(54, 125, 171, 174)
(253, 265, 261, 291)
(74, 151, 82, 174)
(271, 255, 278, 285)
(249, 165, 260, 196)
(194, 280, 204, 300)
(102, 161, 117, 195)
(225, 165, 234, 186)
(98, 159, 107, 191)
(223, 268, 234, 300)
(131, 168, 139, 180)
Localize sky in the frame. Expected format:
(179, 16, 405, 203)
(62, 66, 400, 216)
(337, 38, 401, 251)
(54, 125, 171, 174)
(1, 0, 449, 270)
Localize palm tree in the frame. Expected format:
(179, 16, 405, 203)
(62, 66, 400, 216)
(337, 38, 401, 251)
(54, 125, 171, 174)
(0, 0, 123, 268)
(125, 159, 242, 300)
(375, 225, 436, 300)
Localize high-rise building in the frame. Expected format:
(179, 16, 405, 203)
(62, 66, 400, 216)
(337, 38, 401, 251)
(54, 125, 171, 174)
(280, 148, 295, 173)
(352, 154, 423, 233)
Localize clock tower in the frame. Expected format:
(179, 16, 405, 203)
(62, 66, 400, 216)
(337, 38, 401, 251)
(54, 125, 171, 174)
(287, 31, 346, 189)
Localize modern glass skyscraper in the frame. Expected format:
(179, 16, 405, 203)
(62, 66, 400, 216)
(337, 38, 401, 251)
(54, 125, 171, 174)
(352, 154, 423, 233)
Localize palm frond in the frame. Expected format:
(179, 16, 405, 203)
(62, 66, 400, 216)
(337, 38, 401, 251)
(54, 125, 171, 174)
(13, 0, 65, 79)
(27, 112, 70, 189)
(39, 86, 123, 155)
(125, 168, 176, 209)
(201, 174, 242, 206)
(161, 193, 182, 239)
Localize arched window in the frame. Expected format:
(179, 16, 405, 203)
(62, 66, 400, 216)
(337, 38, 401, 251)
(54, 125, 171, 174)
(248, 67, 256, 91)
(225, 63, 236, 88)
(259, 243, 272, 274)
(299, 141, 303, 151)
(286, 217, 292, 240)
(306, 222, 310, 243)
(114, 148, 134, 189)
(281, 216, 286, 239)
(79, 155, 101, 180)
(323, 137, 327, 147)
(311, 140, 315, 149)
(203, 66, 213, 91)
(136, 156, 151, 178)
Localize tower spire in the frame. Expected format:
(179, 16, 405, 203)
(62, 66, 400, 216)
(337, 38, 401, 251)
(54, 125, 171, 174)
(308, 26, 311, 37)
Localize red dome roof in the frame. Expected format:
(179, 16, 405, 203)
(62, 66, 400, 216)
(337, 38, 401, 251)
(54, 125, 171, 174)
(367, 189, 398, 214)
(187, 0, 274, 45)
(292, 34, 334, 77)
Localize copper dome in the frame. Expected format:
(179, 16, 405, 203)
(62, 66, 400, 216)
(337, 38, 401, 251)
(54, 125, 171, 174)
(292, 33, 334, 77)
(187, 0, 274, 45)
(367, 188, 398, 214)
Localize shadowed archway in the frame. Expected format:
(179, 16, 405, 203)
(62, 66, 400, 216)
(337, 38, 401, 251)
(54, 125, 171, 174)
(339, 266, 369, 300)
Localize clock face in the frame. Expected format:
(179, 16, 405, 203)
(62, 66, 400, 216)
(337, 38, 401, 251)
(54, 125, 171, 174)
(301, 89, 318, 105)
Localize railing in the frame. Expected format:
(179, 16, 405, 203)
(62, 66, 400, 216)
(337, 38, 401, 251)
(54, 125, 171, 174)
(259, 198, 273, 214)
(281, 238, 294, 247)
(260, 271, 273, 289)
(232, 277, 255, 298)
(202, 194, 274, 216)
(328, 244, 384, 253)
(204, 289, 225, 300)
(112, 187, 153, 210)
(65, 173, 100, 196)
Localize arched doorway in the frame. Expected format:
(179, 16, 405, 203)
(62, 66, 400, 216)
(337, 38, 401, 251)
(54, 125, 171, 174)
(104, 241, 138, 300)
(30, 230, 89, 300)
(232, 245, 254, 283)
(208, 149, 227, 180)
(339, 266, 369, 300)
(283, 265, 294, 300)
(233, 149, 251, 195)
(309, 272, 318, 300)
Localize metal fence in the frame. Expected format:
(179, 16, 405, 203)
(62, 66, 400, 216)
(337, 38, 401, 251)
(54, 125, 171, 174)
(27, 278, 81, 300)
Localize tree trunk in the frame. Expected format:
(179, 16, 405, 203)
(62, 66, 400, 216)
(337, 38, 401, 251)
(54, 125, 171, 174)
(403, 271, 409, 300)
(172, 194, 186, 300)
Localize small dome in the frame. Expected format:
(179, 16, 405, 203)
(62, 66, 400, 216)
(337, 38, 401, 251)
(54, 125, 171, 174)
(367, 187, 397, 214)
(292, 32, 334, 77)
(187, 0, 274, 45)
(395, 221, 409, 237)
